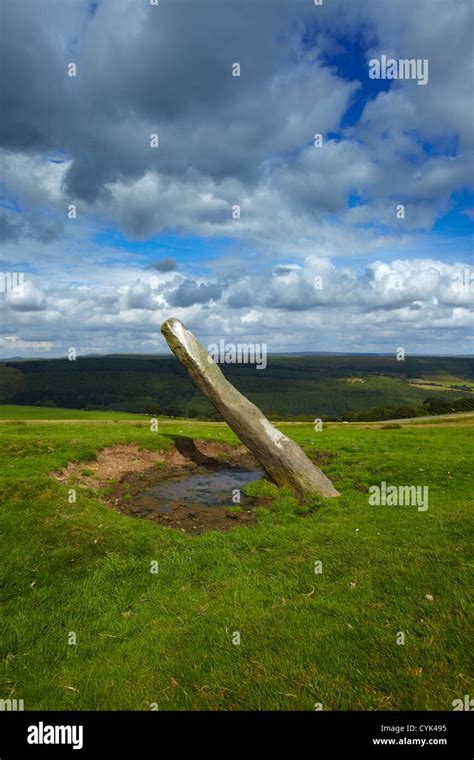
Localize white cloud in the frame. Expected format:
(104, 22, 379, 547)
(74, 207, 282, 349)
(0, 0, 472, 356)
(0, 258, 471, 357)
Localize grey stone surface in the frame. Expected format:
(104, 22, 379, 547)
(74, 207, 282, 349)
(161, 318, 340, 498)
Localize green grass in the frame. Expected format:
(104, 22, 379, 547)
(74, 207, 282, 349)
(0, 410, 472, 710)
(0, 405, 145, 421)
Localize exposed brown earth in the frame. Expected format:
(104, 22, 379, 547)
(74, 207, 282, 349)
(50, 438, 262, 534)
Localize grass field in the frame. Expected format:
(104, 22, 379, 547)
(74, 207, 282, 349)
(0, 407, 472, 710)
(0, 405, 144, 421)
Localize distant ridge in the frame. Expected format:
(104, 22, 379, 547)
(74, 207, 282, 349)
(1, 352, 473, 361)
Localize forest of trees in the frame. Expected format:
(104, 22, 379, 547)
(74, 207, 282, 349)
(1, 354, 473, 421)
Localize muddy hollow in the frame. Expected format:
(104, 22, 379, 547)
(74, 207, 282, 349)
(51, 438, 266, 534)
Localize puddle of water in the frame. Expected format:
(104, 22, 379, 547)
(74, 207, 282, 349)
(137, 467, 263, 513)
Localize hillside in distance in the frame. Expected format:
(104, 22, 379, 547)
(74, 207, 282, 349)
(1, 354, 473, 421)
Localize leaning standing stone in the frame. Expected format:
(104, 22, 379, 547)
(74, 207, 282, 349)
(161, 318, 340, 498)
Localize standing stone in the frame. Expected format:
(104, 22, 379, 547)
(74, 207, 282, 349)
(161, 318, 340, 497)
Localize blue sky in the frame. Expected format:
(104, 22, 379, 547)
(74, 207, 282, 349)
(0, 0, 472, 357)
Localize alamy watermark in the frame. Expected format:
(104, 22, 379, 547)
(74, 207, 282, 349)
(0, 698, 24, 711)
(207, 339, 267, 370)
(369, 55, 429, 86)
(452, 694, 473, 710)
(369, 481, 428, 512)
(452, 267, 474, 294)
(27, 722, 83, 750)
(0, 271, 25, 296)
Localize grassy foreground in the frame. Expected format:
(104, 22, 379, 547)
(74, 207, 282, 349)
(0, 409, 472, 710)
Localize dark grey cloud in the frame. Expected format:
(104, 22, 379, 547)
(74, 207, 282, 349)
(274, 265, 300, 277)
(150, 258, 176, 273)
(225, 290, 254, 309)
(3, 0, 470, 242)
(0, 0, 312, 204)
(0, 0, 472, 358)
(0, 209, 22, 242)
(0, 208, 63, 243)
(169, 279, 222, 307)
(27, 215, 64, 243)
